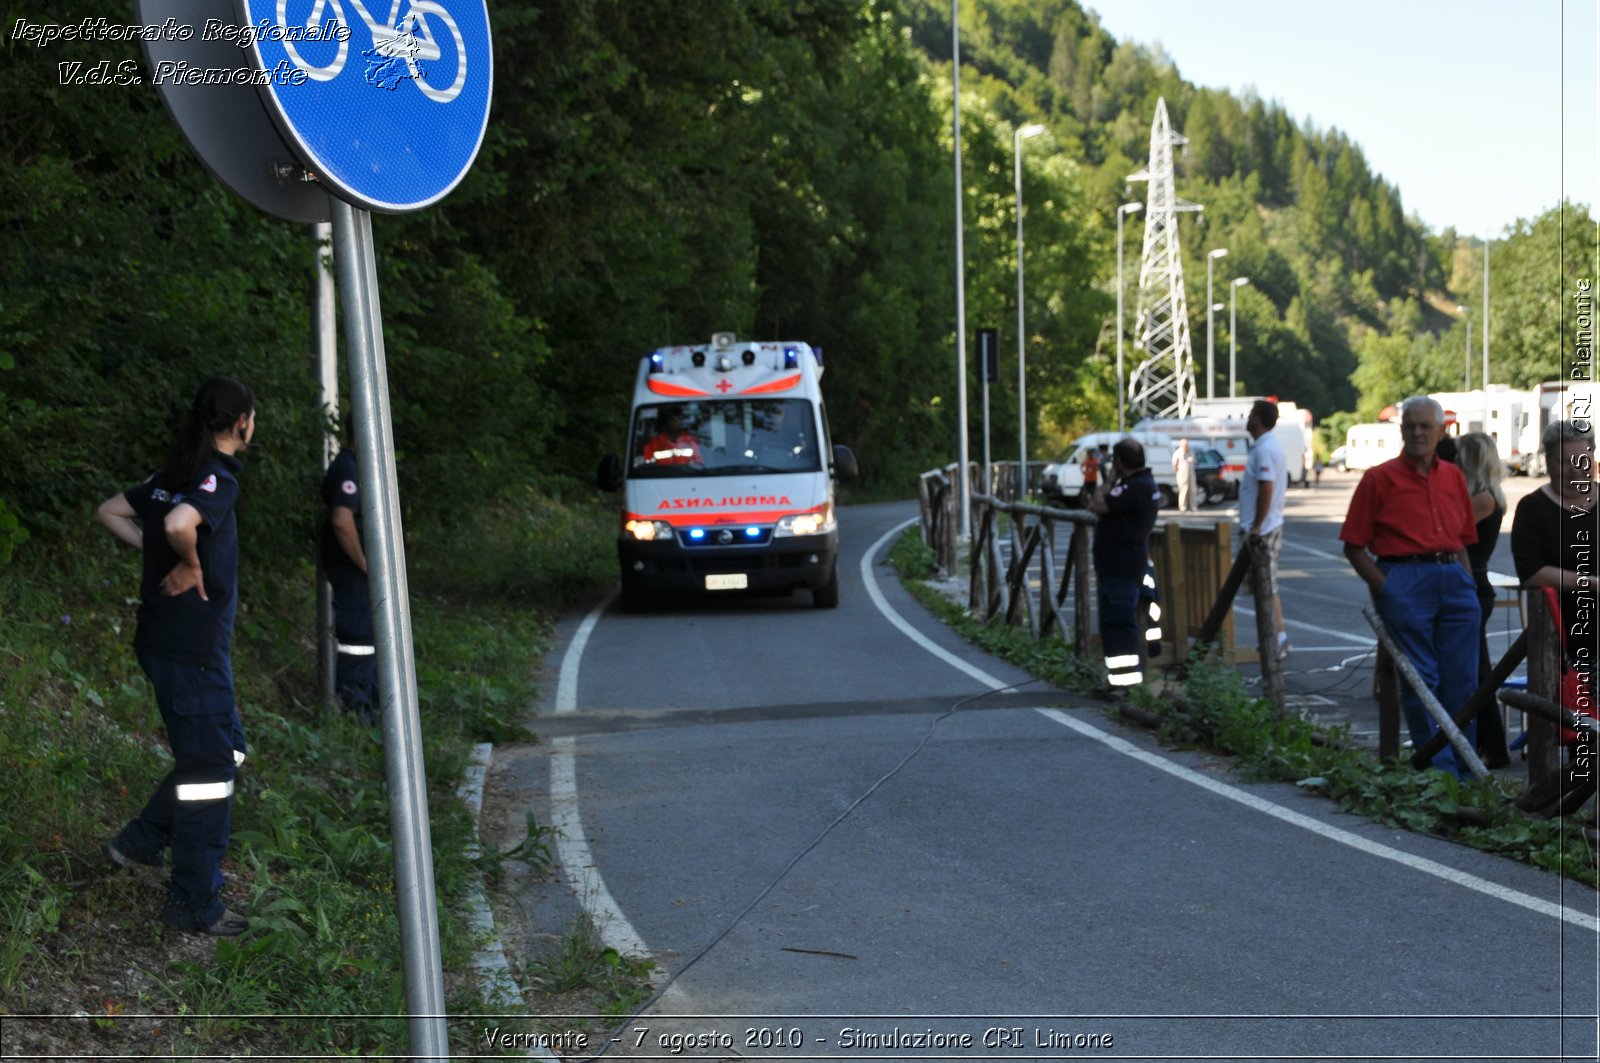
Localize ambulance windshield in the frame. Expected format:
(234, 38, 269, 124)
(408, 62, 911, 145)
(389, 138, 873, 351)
(629, 399, 821, 479)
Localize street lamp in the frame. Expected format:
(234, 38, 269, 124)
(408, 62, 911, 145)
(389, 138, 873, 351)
(1230, 277, 1250, 399)
(1116, 201, 1144, 433)
(1014, 122, 1045, 497)
(1458, 304, 1471, 391)
(1206, 248, 1228, 401)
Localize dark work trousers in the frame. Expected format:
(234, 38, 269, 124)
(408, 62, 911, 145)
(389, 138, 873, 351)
(329, 565, 377, 724)
(1374, 561, 1481, 777)
(115, 652, 245, 929)
(1474, 575, 1510, 762)
(1099, 572, 1144, 687)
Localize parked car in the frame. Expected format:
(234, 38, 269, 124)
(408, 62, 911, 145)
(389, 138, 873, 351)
(1329, 444, 1348, 472)
(1194, 447, 1234, 504)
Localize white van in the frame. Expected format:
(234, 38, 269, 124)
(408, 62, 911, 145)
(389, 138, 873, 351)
(597, 333, 858, 608)
(1040, 430, 1178, 508)
(1344, 422, 1402, 471)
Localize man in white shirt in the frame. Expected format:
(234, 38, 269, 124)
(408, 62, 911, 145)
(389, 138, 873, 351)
(1240, 399, 1290, 658)
(1172, 437, 1197, 512)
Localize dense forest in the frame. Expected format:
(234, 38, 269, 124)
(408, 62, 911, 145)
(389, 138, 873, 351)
(2, 0, 1593, 565)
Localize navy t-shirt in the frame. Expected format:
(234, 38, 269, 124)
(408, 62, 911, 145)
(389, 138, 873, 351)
(1093, 466, 1161, 580)
(125, 452, 242, 669)
(321, 447, 363, 573)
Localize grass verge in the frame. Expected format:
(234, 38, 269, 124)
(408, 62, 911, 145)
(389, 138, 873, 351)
(0, 484, 613, 1059)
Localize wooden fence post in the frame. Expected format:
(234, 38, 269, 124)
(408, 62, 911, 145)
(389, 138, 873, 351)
(1248, 539, 1286, 717)
(1525, 591, 1563, 784)
(1376, 643, 1400, 761)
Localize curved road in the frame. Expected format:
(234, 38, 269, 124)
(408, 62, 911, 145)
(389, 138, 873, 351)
(497, 498, 1597, 1062)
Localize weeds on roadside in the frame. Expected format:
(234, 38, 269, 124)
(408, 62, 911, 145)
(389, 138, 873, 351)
(524, 916, 655, 1020)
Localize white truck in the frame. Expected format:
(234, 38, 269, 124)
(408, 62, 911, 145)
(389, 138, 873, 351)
(597, 333, 858, 609)
(1039, 430, 1180, 508)
(1187, 398, 1313, 486)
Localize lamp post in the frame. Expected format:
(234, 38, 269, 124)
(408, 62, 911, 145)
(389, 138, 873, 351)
(1014, 122, 1045, 497)
(1116, 202, 1143, 433)
(952, 0, 971, 537)
(1482, 239, 1491, 428)
(1458, 304, 1471, 392)
(1230, 276, 1249, 398)
(1206, 248, 1228, 401)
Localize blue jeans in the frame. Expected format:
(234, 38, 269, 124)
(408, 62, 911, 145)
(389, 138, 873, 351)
(116, 653, 246, 928)
(1374, 562, 1480, 776)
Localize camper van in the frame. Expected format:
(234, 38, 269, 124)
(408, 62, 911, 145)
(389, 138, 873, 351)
(1526, 381, 1600, 476)
(1429, 386, 1532, 474)
(597, 334, 858, 608)
(1343, 422, 1402, 471)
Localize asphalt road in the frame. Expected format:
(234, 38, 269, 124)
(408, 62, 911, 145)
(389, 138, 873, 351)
(490, 494, 1598, 1062)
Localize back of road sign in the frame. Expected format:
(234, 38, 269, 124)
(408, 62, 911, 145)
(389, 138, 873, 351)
(240, 0, 493, 213)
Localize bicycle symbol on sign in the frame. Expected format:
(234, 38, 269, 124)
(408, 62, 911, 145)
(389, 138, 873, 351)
(276, 0, 467, 103)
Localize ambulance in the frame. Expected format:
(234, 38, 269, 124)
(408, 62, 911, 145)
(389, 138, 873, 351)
(597, 333, 859, 609)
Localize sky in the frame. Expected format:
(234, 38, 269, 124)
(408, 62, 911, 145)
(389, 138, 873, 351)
(1085, 0, 1598, 238)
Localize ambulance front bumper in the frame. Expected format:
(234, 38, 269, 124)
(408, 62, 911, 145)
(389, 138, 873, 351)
(618, 531, 838, 594)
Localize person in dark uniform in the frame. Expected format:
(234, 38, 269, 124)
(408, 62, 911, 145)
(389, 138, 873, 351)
(95, 375, 255, 936)
(321, 434, 375, 724)
(1089, 437, 1162, 689)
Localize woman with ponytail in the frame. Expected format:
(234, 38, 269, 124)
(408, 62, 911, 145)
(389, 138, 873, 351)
(95, 375, 256, 936)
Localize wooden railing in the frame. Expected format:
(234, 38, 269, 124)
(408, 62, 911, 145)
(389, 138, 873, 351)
(967, 492, 1097, 660)
(914, 464, 1278, 700)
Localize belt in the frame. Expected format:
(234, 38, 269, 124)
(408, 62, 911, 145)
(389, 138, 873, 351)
(1377, 552, 1457, 564)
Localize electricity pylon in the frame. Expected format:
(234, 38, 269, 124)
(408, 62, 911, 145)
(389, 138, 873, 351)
(1127, 96, 1203, 420)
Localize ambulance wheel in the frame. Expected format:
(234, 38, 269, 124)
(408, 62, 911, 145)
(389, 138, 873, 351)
(812, 564, 839, 609)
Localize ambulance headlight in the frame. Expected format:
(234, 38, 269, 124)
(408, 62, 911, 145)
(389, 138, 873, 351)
(774, 504, 835, 537)
(624, 519, 675, 542)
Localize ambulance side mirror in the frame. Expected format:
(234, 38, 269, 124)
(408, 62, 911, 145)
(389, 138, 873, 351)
(831, 444, 859, 483)
(597, 454, 623, 492)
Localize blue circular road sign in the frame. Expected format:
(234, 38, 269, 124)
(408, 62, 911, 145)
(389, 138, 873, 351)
(240, 0, 492, 213)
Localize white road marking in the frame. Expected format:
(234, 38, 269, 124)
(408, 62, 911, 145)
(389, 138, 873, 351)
(550, 593, 664, 979)
(860, 521, 1598, 933)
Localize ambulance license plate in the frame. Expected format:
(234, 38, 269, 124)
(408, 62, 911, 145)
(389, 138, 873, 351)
(705, 573, 748, 591)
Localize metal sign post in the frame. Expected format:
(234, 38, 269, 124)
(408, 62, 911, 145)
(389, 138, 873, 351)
(330, 200, 448, 1059)
(315, 222, 339, 709)
(241, 5, 493, 1059)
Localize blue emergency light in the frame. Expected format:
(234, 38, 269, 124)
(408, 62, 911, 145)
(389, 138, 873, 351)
(745, 527, 761, 538)
(688, 528, 706, 540)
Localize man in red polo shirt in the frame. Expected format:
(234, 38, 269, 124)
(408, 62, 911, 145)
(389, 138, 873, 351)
(1340, 396, 1480, 776)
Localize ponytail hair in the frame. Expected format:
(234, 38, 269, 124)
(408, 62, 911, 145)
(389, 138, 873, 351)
(166, 375, 254, 489)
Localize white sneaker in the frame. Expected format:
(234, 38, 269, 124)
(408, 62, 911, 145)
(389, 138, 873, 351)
(1275, 633, 1291, 661)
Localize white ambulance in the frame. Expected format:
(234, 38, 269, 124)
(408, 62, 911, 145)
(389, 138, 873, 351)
(597, 333, 858, 609)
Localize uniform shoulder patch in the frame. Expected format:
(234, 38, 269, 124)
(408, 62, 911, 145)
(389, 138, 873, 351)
(341, 480, 358, 496)
(1109, 484, 1124, 497)
(199, 474, 217, 494)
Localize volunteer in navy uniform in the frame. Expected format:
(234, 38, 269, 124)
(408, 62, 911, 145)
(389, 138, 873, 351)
(1089, 437, 1162, 689)
(95, 376, 255, 936)
(321, 436, 375, 724)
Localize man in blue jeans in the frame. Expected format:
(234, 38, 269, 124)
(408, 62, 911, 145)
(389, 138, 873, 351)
(1090, 438, 1162, 689)
(1340, 396, 1480, 776)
